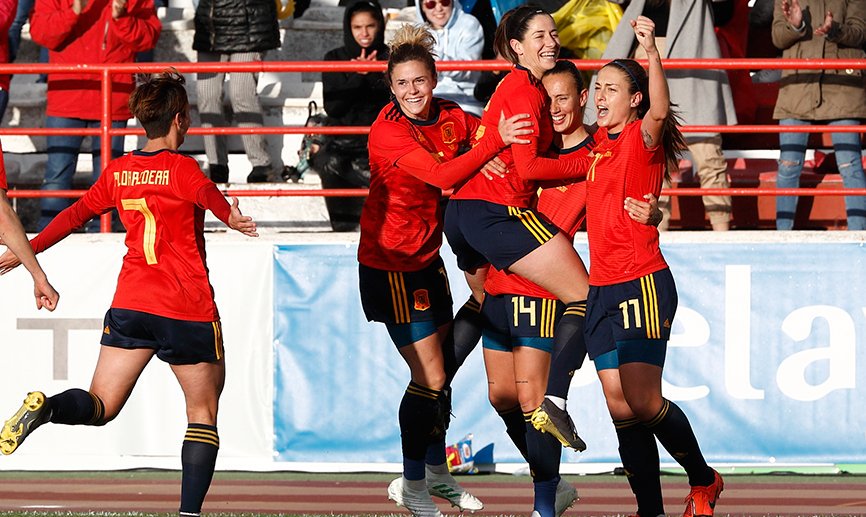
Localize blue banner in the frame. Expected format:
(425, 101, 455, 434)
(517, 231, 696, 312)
(273, 242, 866, 465)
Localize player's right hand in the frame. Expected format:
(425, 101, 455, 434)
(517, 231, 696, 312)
(228, 197, 258, 237)
(33, 275, 59, 311)
(0, 248, 21, 275)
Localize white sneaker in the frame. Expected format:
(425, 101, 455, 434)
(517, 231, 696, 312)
(387, 476, 443, 517)
(425, 467, 484, 512)
(531, 512, 542, 517)
(555, 478, 578, 516)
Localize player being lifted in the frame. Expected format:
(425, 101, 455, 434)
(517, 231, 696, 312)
(0, 70, 258, 517)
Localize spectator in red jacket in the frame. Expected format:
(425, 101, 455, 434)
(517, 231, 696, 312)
(30, 0, 161, 230)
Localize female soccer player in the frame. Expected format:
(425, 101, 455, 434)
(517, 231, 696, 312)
(0, 71, 257, 517)
(0, 141, 59, 311)
(584, 17, 723, 517)
(360, 25, 532, 517)
(481, 60, 660, 517)
(442, 5, 597, 448)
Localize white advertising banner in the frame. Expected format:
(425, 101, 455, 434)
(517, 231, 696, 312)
(0, 234, 273, 470)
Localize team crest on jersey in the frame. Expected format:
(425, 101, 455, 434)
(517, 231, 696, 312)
(413, 289, 431, 311)
(441, 122, 457, 145)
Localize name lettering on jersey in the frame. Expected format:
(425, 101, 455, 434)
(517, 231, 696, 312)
(114, 169, 170, 187)
(440, 122, 457, 146)
(588, 151, 611, 182)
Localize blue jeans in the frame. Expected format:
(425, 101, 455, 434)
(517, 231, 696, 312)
(40, 116, 126, 230)
(0, 88, 9, 122)
(777, 118, 866, 230)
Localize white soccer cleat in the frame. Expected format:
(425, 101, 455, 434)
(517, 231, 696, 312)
(426, 467, 484, 512)
(388, 476, 444, 517)
(555, 478, 578, 516)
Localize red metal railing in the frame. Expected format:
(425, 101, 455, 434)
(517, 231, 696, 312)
(2, 59, 865, 230)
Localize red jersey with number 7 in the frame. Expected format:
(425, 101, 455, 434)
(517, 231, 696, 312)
(79, 149, 218, 321)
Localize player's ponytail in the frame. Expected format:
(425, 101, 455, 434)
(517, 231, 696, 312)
(603, 59, 686, 182)
(385, 25, 437, 85)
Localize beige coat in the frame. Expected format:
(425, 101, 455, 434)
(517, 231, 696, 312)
(772, 0, 866, 120)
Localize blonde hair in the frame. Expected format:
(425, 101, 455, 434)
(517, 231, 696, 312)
(386, 24, 437, 84)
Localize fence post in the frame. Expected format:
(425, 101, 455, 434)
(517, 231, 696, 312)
(100, 67, 113, 233)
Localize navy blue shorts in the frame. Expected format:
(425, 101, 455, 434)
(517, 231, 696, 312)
(444, 199, 559, 271)
(100, 308, 224, 365)
(585, 268, 677, 370)
(481, 292, 563, 353)
(359, 256, 453, 347)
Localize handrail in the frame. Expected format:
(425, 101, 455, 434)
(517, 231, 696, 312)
(5, 58, 866, 231)
(8, 188, 866, 199)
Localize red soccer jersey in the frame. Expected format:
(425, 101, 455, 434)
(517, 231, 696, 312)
(360, 99, 484, 271)
(585, 120, 668, 286)
(451, 67, 588, 207)
(485, 136, 594, 298)
(75, 150, 218, 321)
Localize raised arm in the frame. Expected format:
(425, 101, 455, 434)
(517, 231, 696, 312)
(634, 16, 668, 149)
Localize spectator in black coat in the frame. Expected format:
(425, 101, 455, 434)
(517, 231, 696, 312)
(194, 0, 283, 183)
(314, 0, 390, 231)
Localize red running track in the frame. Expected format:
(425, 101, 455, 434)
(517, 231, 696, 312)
(0, 474, 864, 516)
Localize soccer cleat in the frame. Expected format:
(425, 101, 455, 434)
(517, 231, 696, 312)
(530, 398, 587, 451)
(426, 467, 483, 512)
(555, 478, 578, 516)
(388, 476, 443, 517)
(0, 391, 50, 455)
(683, 469, 724, 517)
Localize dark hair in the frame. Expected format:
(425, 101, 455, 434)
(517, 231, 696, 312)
(542, 59, 584, 92)
(601, 58, 686, 181)
(493, 5, 552, 65)
(128, 70, 188, 139)
(385, 25, 437, 85)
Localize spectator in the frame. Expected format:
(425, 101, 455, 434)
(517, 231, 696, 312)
(30, 0, 161, 231)
(588, 0, 738, 231)
(0, 0, 15, 121)
(314, 0, 389, 231)
(414, 0, 484, 115)
(772, 0, 866, 230)
(193, 0, 282, 183)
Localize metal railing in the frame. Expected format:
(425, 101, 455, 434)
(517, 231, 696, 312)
(2, 58, 865, 230)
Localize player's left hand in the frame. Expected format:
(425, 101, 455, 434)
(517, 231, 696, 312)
(228, 197, 258, 237)
(0, 248, 21, 275)
(480, 156, 508, 180)
(631, 16, 657, 54)
(624, 193, 663, 226)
